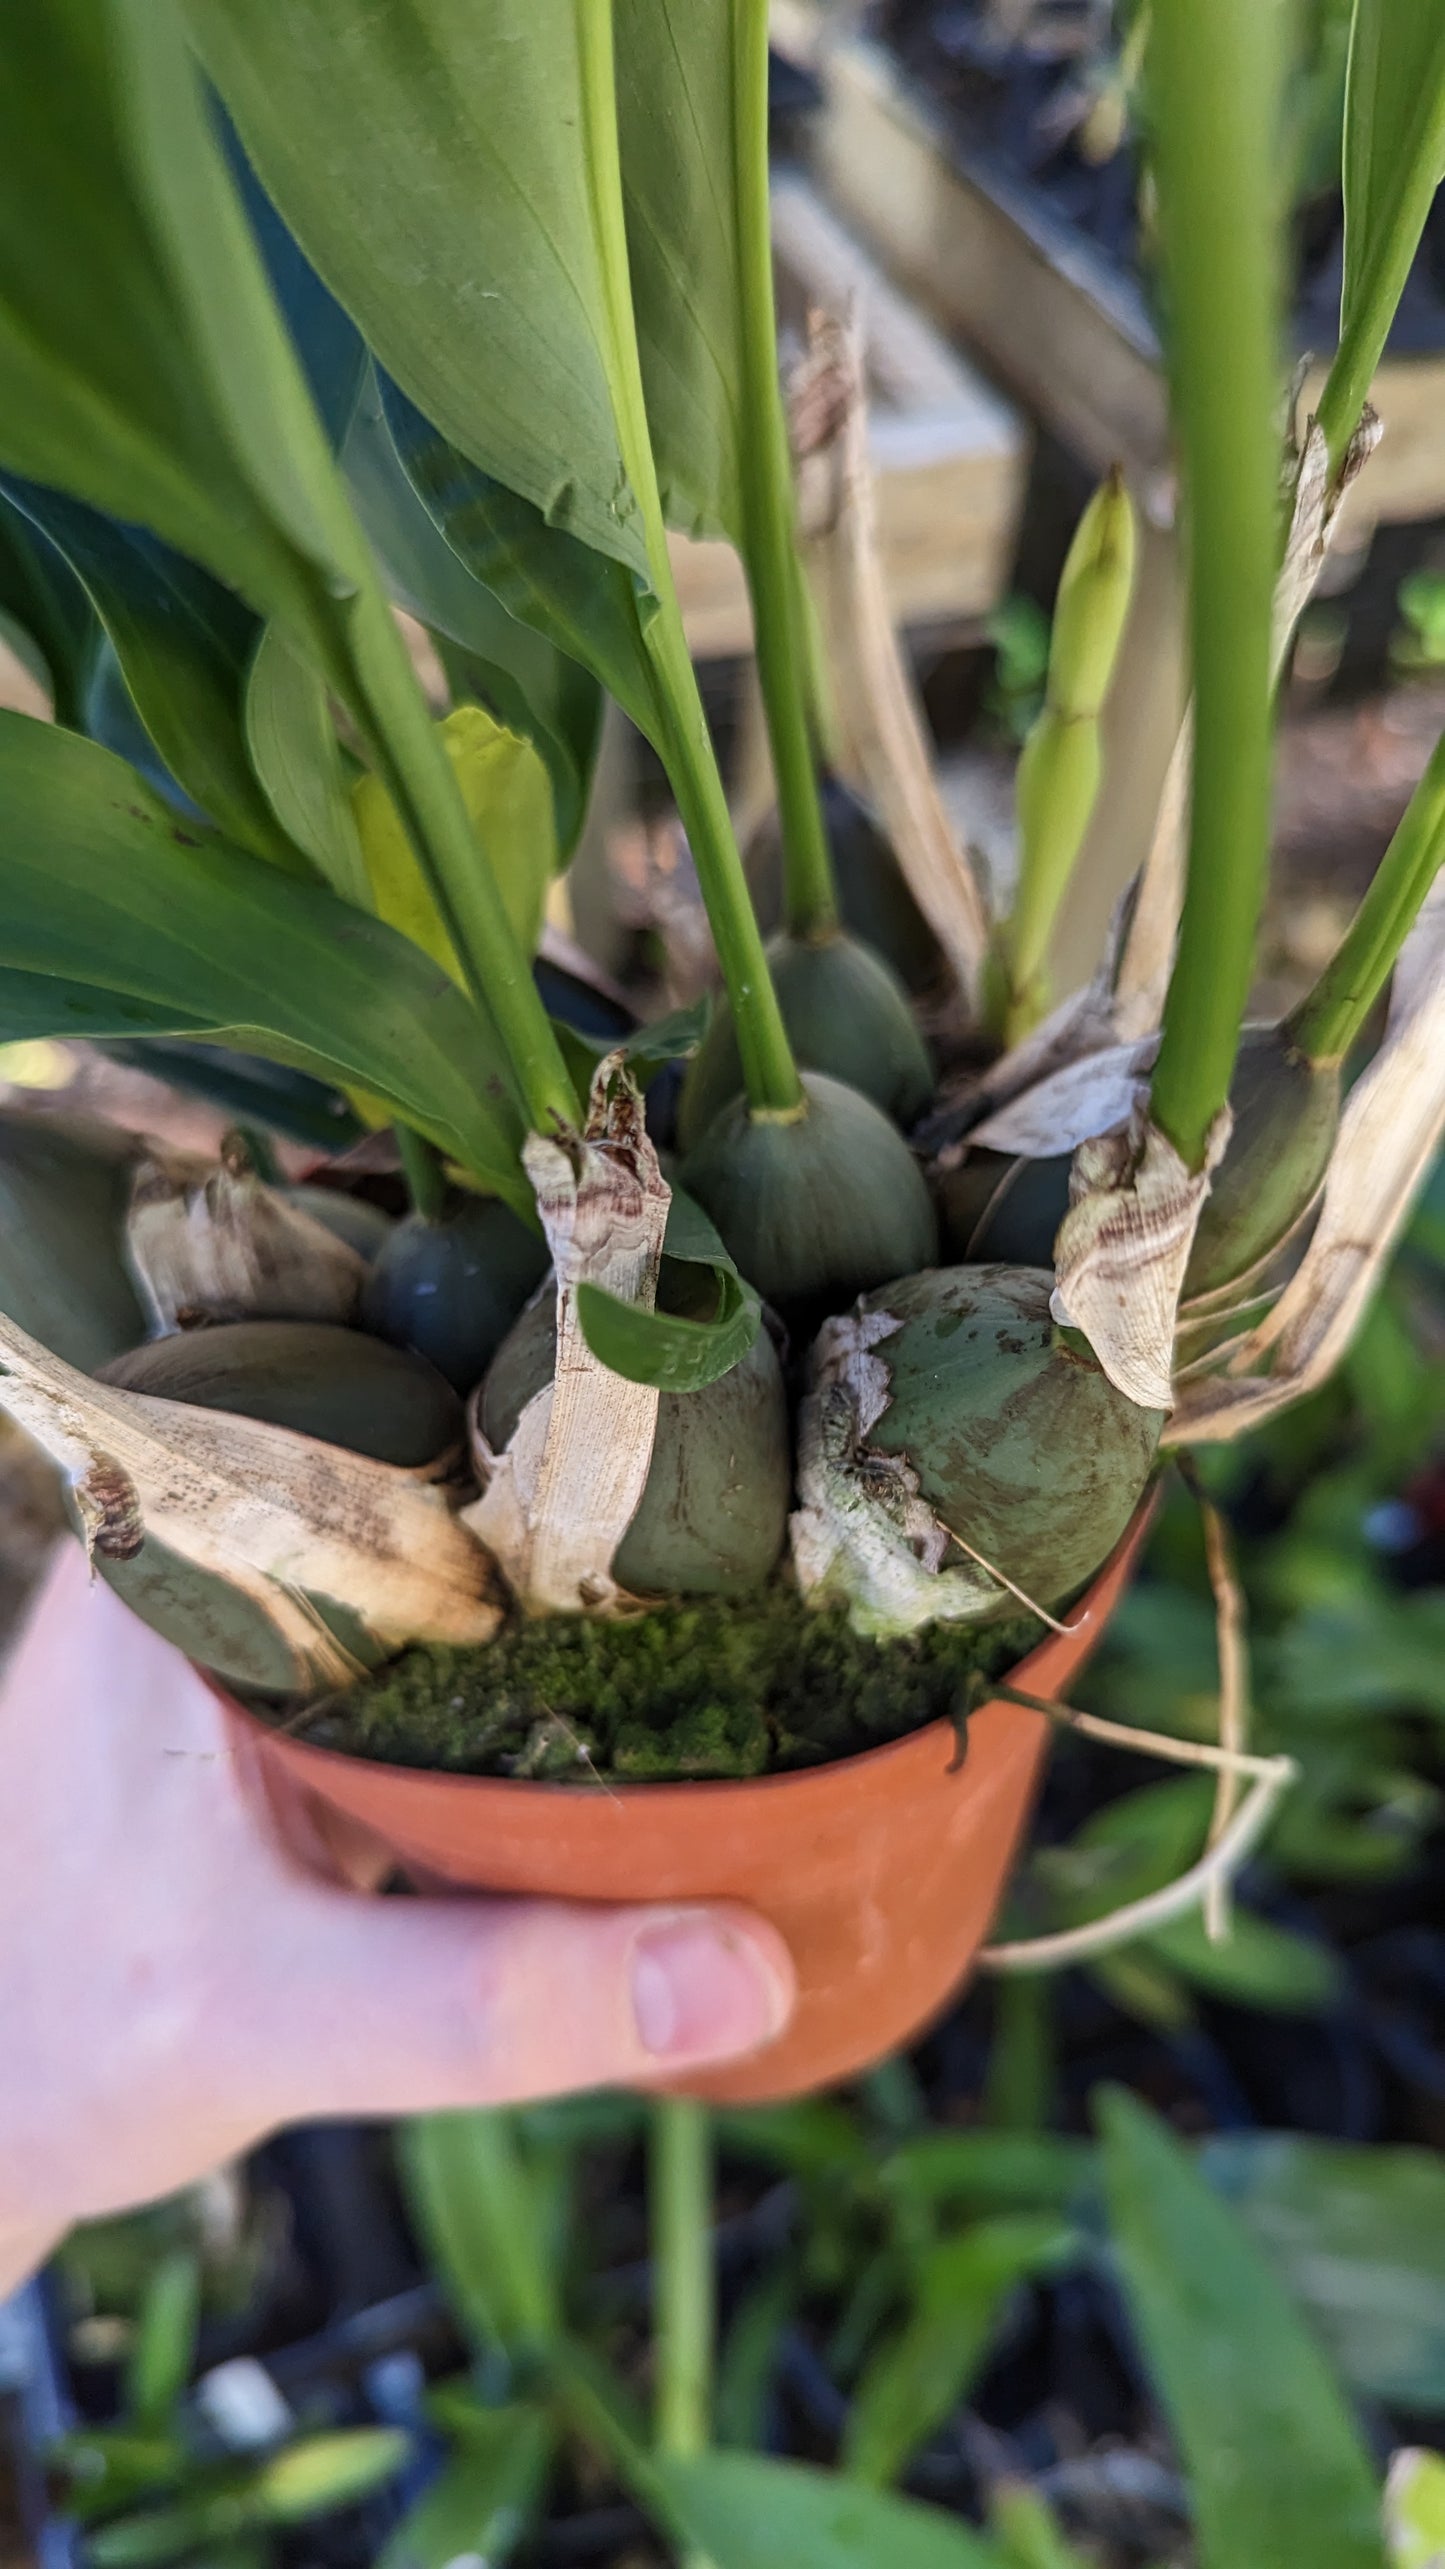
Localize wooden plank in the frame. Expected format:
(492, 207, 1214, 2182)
(804, 27, 1445, 535)
(808, 35, 1170, 494)
(674, 170, 1028, 657)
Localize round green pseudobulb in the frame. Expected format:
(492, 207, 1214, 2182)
(937, 1146, 1072, 1268)
(361, 1191, 548, 1394)
(859, 1264, 1162, 1610)
(1182, 1023, 1341, 1303)
(98, 1319, 462, 1469)
(747, 777, 940, 992)
(280, 1183, 395, 1263)
(0, 1111, 147, 1369)
(679, 1071, 938, 1325)
(482, 1282, 791, 1599)
(677, 928, 934, 1151)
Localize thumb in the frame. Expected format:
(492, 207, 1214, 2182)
(243, 1882, 796, 2122)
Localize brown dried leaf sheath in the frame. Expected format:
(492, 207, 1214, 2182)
(1051, 1101, 1231, 1411)
(465, 1056, 669, 1614)
(127, 1135, 365, 1331)
(0, 1308, 498, 1687)
(1169, 873, 1445, 1441)
(790, 304, 989, 1005)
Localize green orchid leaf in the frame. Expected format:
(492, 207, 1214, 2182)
(97, 1040, 364, 1153)
(545, 1001, 707, 1102)
(987, 2484, 1092, 2569)
(1098, 2090, 1385, 2569)
(219, 114, 366, 448)
(188, 0, 650, 577)
(1341, 4, 1445, 362)
(0, 717, 527, 1207)
(843, 2218, 1076, 2490)
(577, 1183, 762, 1393)
(380, 378, 663, 744)
(352, 704, 556, 982)
(126, 2252, 202, 2434)
(0, 486, 97, 727)
(651, 2453, 1004, 2569)
(1386, 2450, 1445, 2569)
(880, 2132, 1091, 2217)
(243, 621, 369, 899)
(377, 2409, 552, 2569)
(344, 372, 603, 856)
(1146, 1907, 1341, 2014)
(614, 0, 749, 545)
(1203, 2136, 1445, 2417)
(2, 478, 305, 871)
(0, 0, 367, 654)
(0, 970, 215, 1048)
(576, 1263, 759, 1395)
(0, 1109, 149, 1374)
(247, 2431, 410, 2528)
(400, 2112, 560, 2357)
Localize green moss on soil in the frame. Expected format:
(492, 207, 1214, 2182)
(291, 1586, 1045, 1782)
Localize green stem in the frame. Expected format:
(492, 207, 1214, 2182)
(395, 1121, 448, 1221)
(732, 0, 838, 939)
(577, 0, 803, 1116)
(343, 582, 580, 1140)
(1314, 74, 1445, 480)
(651, 2095, 714, 2569)
(1288, 727, 1445, 1063)
(1146, 0, 1285, 1170)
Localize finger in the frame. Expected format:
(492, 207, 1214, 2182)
(241, 1887, 796, 2121)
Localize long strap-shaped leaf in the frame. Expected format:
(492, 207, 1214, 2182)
(1099, 2092, 1385, 2569)
(187, 0, 652, 582)
(0, 717, 530, 1210)
(2, 475, 309, 876)
(0, 0, 577, 1138)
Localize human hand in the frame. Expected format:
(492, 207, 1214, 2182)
(0, 1541, 794, 2295)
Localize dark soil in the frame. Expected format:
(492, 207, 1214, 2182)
(291, 1587, 1045, 1782)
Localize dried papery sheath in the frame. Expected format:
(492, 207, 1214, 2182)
(967, 1037, 1160, 1161)
(127, 1131, 366, 1333)
(465, 1055, 670, 1615)
(1109, 406, 1381, 1045)
(791, 1309, 1003, 1640)
(1050, 1099, 1232, 1411)
(1169, 874, 1445, 1442)
(790, 303, 989, 1007)
(0, 1310, 498, 1694)
(1274, 406, 1382, 666)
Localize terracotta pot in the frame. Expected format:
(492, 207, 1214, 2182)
(232, 1508, 1153, 2104)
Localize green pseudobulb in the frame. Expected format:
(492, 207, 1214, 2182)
(679, 1071, 938, 1325)
(99, 1319, 462, 1469)
(677, 929, 933, 1149)
(361, 1189, 548, 1392)
(747, 776, 940, 993)
(940, 1025, 1342, 1305)
(1181, 1023, 1340, 1301)
(0, 1110, 147, 1369)
(858, 1264, 1162, 1610)
(482, 1279, 791, 1599)
(280, 1183, 395, 1262)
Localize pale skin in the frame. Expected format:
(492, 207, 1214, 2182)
(0, 1542, 795, 2298)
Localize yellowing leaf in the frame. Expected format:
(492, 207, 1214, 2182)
(352, 704, 556, 987)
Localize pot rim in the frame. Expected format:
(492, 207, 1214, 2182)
(237, 1494, 1157, 1808)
